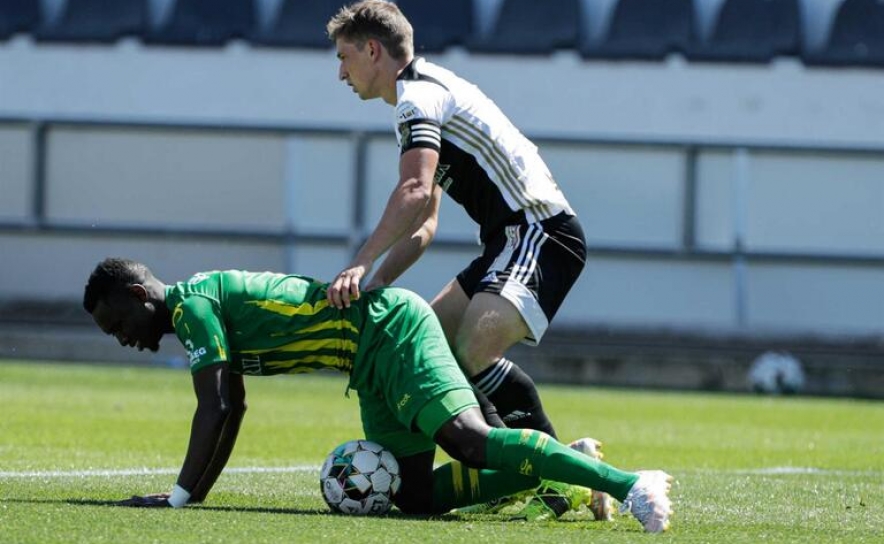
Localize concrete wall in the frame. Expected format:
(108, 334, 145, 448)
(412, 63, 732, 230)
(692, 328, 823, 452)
(1, 0, 883, 346)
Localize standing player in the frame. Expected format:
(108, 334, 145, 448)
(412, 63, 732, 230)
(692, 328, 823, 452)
(82, 257, 672, 531)
(323, 0, 601, 516)
(325, 0, 585, 441)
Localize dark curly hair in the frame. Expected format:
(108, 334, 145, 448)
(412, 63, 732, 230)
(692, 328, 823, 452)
(83, 258, 152, 314)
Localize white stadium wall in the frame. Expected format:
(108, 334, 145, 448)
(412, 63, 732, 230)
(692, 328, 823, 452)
(1, 0, 883, 343)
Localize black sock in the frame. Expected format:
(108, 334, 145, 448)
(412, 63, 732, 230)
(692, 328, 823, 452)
(472, 358, 557, 439)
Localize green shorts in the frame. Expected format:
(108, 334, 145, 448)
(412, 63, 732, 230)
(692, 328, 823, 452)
(352, 288, 479, 459)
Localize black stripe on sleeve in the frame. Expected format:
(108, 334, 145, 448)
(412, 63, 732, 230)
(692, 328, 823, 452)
(398, 118, 442, 154)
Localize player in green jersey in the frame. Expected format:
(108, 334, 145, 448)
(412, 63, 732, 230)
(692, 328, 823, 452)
(82, 258, 673, 532)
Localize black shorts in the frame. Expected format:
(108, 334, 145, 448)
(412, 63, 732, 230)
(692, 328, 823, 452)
(456, 213, 586, 345)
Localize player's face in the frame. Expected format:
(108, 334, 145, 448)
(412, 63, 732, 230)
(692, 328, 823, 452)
(91, 289, 164, 353)
(335, 38, 381, 100)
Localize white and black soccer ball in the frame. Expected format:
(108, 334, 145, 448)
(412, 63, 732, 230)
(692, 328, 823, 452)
(748, 351, 806, 395)
(320, 439, 401, 515)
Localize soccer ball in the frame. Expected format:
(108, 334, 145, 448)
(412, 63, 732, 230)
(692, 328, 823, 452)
(320, 439, 401, 515)
(748, 351, 806, 395)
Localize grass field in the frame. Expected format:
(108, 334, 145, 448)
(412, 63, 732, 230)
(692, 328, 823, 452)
(1, 360, 882, 543)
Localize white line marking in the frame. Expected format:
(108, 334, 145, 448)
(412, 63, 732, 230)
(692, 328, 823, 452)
(0, 465, 320, 479)
(679, 467, 884, 477)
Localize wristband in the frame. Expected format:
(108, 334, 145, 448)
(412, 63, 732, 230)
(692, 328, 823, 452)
(168, 484, 191, 508)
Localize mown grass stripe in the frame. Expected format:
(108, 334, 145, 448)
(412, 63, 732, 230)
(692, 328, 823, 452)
(3, 466, 881, 479)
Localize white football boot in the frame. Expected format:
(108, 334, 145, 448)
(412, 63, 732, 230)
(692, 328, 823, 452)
(619, 470, 674, 533)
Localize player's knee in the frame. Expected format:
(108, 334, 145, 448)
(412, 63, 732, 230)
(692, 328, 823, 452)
(435, 429, 487, 468)
(452, 333, 495, 376)
(434, 409, 490, 468)
(447, 441, 485, 468)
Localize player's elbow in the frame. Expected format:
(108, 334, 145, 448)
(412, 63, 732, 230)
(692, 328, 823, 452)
(415, 183, 433, 203)
(209, 401, 232, 419)
(229, 399, 247, 423)
(194, 402, 232, 433)
(218, 398, 250, 424)
(401, 177, 433, 205)
(418, 216, 438, 242)
(198, 394, 241, 419)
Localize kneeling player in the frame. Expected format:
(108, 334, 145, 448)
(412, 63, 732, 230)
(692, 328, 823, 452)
(83, 258, 673, 532)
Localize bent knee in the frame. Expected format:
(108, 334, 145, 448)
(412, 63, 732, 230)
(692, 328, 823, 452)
(447, 443, 485, 468)
(434, 408, 490, 468)
(452, 338, 497, 376)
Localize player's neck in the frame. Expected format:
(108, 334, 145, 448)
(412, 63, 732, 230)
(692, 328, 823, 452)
(383, 56, 413, 105)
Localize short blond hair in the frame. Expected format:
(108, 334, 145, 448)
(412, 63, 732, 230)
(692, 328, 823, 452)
(327, 0, 414, 61)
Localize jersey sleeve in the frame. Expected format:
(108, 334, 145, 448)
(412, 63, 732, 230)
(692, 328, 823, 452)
(397, 117, 442, 153)
(170, 295, 231, 374)
(395, 83, 448, 154)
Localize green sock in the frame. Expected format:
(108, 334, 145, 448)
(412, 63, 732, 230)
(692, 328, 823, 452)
(431, 428, 640, 513)
(431, 460, 539, 513)
(484, 428, 639, 501)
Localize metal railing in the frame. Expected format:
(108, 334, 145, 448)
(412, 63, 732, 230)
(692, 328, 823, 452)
(2, 116, 884, 330)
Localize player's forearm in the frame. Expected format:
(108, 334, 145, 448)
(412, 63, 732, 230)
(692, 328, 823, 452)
(371, 220, 435, 287)
(175, 405, 231, 498)
(368, 183, 440, 287)
(188, 406, 246, 503)
(353, 178, 431, 268)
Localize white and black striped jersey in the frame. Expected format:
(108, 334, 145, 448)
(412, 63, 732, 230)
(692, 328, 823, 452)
(394, 57, 575, 243)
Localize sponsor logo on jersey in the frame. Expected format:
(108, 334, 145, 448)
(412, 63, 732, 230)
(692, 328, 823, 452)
(433, 163, 450, 183)
(184, 339, 207, 367)
(397, 106, 418, 121)
(171, 303, 185, 326)
(396, 393, 411, 411)
(481, 271, 498, 284)
(434, 163, 455, 191)
(188, 272, 210, 285)
(241, 356, 262, 375)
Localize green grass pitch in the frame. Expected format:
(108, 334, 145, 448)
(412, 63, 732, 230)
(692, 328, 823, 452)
(1, 360, 882, 543)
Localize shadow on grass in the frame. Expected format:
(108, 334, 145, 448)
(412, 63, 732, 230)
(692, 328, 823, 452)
(3, 498, 592, 525)
(2, 497, 448, 520)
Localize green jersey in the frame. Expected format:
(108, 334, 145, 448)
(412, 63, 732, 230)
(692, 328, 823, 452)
(164, 269, 476, 458)
(165, 270, 363, 376)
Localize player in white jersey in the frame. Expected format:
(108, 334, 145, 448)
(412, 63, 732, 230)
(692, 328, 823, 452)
(325, 1, 587, 450)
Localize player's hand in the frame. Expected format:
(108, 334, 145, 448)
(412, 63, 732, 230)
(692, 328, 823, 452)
(115, 493, 171, 507)
(327, 264, 369, 309)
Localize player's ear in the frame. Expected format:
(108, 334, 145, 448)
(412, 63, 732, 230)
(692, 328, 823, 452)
(368, 38, 380, 60)
(128, 284, 149, 302)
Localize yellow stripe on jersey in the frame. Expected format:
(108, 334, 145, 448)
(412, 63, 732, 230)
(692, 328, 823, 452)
(271, 319, 359, 337)
(214, 334, 227, 360)
(264, 355, 352, 372)
(246, 298, 330, 317)
(239, 338, 358, 356)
